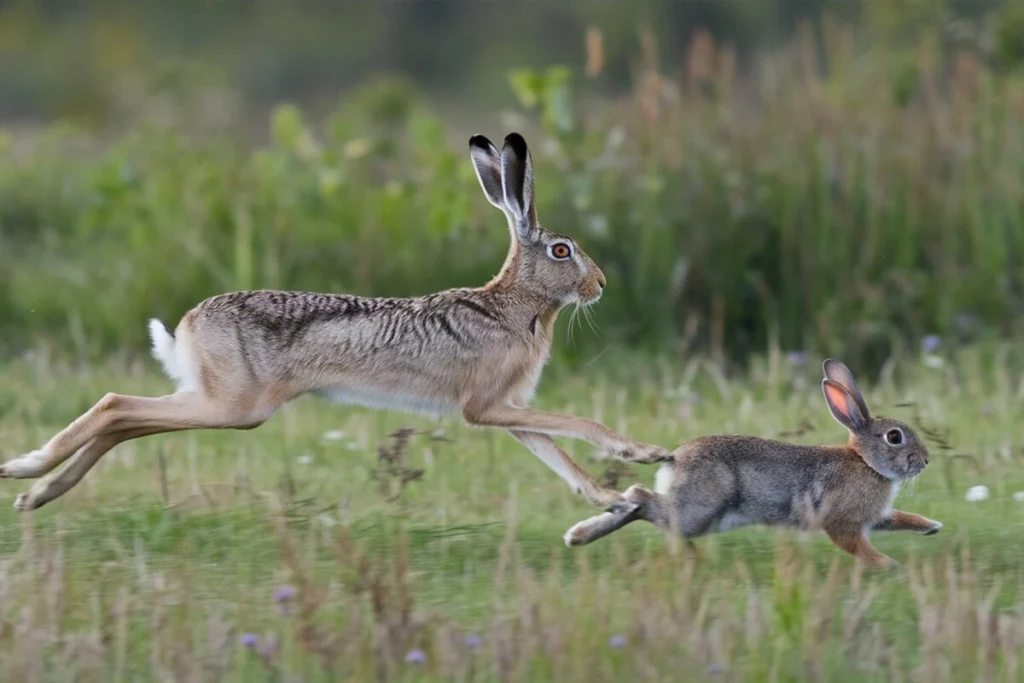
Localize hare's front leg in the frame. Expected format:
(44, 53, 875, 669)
(464, 403, 672, 464)
(509, 431, 633, 511)
(872, 510, 943, 536)
(824, 527, 896, 569)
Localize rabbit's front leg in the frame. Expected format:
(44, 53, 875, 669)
(872, 510, 943, 535)
(824, 527, 896, 569)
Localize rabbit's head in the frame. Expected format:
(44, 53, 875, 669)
(821, 359, 930, 481)
(469, 133, 606, 306)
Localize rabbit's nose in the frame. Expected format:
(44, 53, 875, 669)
(597, 273, 606, 289)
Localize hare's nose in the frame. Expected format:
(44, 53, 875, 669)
(597, 273, 606, 289)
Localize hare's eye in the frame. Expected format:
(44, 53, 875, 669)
(548, 242, 573, 261)
(885, 429, 903, 446)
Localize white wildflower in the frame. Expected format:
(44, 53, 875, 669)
(965, 485, 989, 502)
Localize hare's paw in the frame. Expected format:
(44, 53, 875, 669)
(623, 483, 655, 499)
(922, 519, 943, 536)
(613, 441, 673, 465)
(605, 499, 641, 516)
(12, 479, 51, 512)
(0, 450, 49, 479)
(13, 491, 34, 511)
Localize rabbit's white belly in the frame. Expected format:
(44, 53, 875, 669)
(317, 386, 459, 417)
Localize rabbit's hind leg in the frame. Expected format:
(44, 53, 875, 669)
(563, 484, 660, 547)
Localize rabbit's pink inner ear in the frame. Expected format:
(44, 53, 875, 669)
(823, 381, 862, 430)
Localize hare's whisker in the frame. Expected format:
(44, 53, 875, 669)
(582, 301, 601, 336)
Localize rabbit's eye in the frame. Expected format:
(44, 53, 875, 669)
(548, 242, 573, 261)
(885, 429, 904, 446)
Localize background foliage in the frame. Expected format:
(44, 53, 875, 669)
(2, 0, 1024, 373)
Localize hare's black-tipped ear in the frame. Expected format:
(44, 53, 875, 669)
(468, 135, 505, 210)
(822, 358, 871, 420)
(500, 132, 539, 243)
(822, 379, 868, 432)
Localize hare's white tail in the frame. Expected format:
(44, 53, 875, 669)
(148, 318, 198, 392)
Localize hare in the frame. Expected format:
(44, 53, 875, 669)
(563, 359, 942, 568)
(0, 132, 671, 511)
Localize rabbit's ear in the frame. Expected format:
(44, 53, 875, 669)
(468, 135, 505, 210)
(501, 132, 539, 243)
(822, 379, 868, 432)
(822, 359, 871, 420)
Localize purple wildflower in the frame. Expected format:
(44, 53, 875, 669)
(274, 585, 296, 615)
(240, 633, 259, 648)
(922, 335, 941, 354)
(706, 663, 724, 675)
(274, 585, 296, 603)
(609, 634, 627, 649)
(464, 634, 483, 649)
(405, 649, 427, 665)
(786, 351, 806, 368)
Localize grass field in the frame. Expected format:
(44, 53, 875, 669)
(0, 347, 1023, 682)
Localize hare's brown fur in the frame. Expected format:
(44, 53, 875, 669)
(564, 360, 942, 569)
(0, 133, 670, 511)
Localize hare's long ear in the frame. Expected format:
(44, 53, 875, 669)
(468, 135, 505, 210)
(822, 359, 871, 420)
(822, 379, 868, 432)
(500, 132, 540, 243)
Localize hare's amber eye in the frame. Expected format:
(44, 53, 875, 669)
(548, 242, 572, 260)
(885, 429, 903, 445)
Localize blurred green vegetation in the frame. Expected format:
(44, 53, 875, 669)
(0, 0, 1007, 123)
(0, 0, 825, 121)
(2, 2, 1024, 373)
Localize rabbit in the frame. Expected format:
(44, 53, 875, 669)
(0, 132, 671, 511)
(563, 359, 942, 569)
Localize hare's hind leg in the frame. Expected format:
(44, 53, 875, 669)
(1, 391, 277, 510)
(872, 510, 943, 535)
(0, 392, 266, 480)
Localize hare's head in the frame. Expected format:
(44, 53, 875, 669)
(821, 359, 930, 481)
(469, 133, 606, 306)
